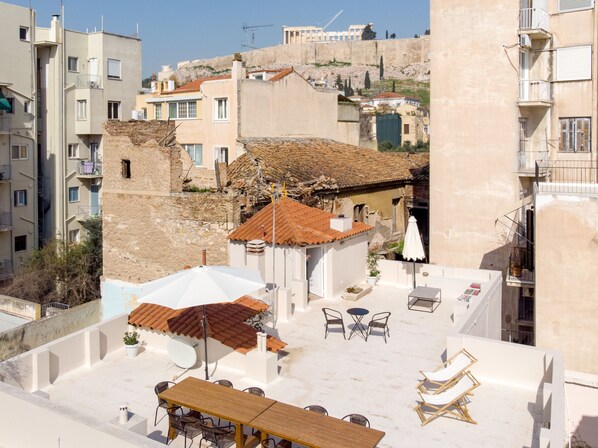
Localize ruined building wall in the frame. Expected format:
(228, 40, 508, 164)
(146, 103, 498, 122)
(102, 122, 238, 283)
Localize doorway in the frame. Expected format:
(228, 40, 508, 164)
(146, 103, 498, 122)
(306, 247, 324, 298)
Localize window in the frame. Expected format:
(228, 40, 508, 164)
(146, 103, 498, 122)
(107, 58, 121, 79)
(556, 46, 592, 81)
(108, 101, 120, 120)
(184, 144, 203, 166)
(13, 190, 27, 207)
(141, 108, 147, 120)
(214, 147, 229, 164)
(68, 56, 79, 72)
(68, 143, 79, 159)
(558, 0, 594, 12)
(68, 229, 80, 244)
(155, 103, 162, 120)
(68, 186, 79, 203)
(518, 295, 534, 322)
(14, 235, 26, 252)
(24, 101, 32, 114)
(215, 98, 228, 121)
(560, 117, 591, 152)
(169, 101, 197, 119)
(122, 159, 131, 178)
(77, 100, 87, 120)
(11, 144, 28, 160)
(19, 26, 29, 41)
(403, 123, 410, 135)
(353, 204, 367, 223)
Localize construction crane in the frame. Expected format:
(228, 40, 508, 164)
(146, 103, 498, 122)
(322, 9, 343, 30)
(242, 23, 273, 49)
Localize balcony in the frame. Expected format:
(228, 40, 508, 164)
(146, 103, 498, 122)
(507, 246, 535, 287)
(519, 7, 550, 38)
(0, 259, 13, 281)
(0, 116, 12, 134)
(0, 165, 10, 182)
(76, 75, 102, 90)
(517, 140, 548, 176)
(0, 212, 12, 232)
(536, 160, 598, 195)
(76, 161, 102, 178)
(76, 205, 102, 222)
(502, 328, 534, 346)
(518, 80, 552, 107)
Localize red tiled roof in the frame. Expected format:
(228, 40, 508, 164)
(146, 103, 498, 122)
(128, 296, 286, 354)
(269, 68, 294, 82)
(172, 74, 231, 93)
(228, 197, 372, 245)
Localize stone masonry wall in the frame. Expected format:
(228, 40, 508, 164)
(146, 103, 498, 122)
(102, 122, 239, 283)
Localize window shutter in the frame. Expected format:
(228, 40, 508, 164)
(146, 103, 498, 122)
(556, 46, 592, 81)
(559, 0, 594, 12)
(107, 59, 121, 78)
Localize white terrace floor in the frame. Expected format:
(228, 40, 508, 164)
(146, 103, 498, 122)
(43, 285, 541, 448)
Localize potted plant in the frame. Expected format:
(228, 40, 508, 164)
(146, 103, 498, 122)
(123, 331, 140, 358)
(366, 252, 380, 286)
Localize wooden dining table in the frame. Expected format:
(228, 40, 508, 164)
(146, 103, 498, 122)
(159, 377, 385, 448)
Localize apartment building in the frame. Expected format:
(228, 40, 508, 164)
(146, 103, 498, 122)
(36, 16, 141, 244)
(431, 0, 598, 375)
(0, 2, 141, 279)
(136, 57, 359, 187)
(0, 3, 38, 278)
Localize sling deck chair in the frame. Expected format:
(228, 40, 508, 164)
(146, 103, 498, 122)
(417, 348, 477, 393)
(414, 370, 480, 426)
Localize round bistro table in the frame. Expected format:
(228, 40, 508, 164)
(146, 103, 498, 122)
(347, 307, 369, 340)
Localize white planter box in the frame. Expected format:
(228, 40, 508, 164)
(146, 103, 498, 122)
(341, 283, 373, 301)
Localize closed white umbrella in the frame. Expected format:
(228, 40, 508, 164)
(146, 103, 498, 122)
(402, 216, 426, 289)
(139, 265, 265, 380)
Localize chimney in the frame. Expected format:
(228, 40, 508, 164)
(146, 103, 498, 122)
(49, 14, 62, 43)
(330, 215, 353, 232)
(232, 53, 246, 81)
(201, 249, 207, 266)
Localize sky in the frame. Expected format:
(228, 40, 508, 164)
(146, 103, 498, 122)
(12, 0, 430, 77)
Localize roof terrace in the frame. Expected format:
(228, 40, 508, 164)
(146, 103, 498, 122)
(0, 261, 564, 448)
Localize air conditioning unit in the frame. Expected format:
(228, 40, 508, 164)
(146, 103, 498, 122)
(131, 110, 145, 120)
(519, 34, 532, 49)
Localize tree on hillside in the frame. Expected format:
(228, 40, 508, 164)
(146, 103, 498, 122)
(424, 29, 430, 35)
(414, 34, 420, 38)
(335, 74, 343, 91)
(385, 30, 389, 39)
(390, 33, 396, 39)
(142, 77, 152, 89)
(392, 80, 396, 93)
(362, 24, 376, 41)
(343, 79, 348, 96)
(379, 56, 384, 80)
(364, 71, 371, 90)
(347, 78, 354, 96)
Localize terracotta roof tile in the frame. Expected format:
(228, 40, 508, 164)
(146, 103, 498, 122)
(229, 197, 371, 245)
(227, 137, 429, 191)
(172, 74, 231, 93)
(128, 296, 286, 354)
(269, 68, 294, 82)
(374, 92, 421, 102)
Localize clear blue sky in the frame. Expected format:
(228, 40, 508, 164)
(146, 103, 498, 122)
(13, 0, 430, 77)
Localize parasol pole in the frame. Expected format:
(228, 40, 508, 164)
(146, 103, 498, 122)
(202, 304, 209, 380)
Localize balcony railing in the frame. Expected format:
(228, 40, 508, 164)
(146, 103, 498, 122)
(0, 259, 13, 281)
(502, 328, 535, 346)
(519, 80, 551, 103)
(536, 160, 598, 195)
(518, 141, 549, 173)
(0, 116, 12, 133)
(519, 7, 549, 32)
(76, 205, 102, 221)
(0, 212, 12, 230)
(76, 75, 102, 89)
(76, 161, 102, 176)
(0, 164, 10, 181)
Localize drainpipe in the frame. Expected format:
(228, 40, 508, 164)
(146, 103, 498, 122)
(61, 5, 67, 240)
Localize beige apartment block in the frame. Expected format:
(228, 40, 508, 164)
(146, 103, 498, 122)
(0, 3, 38, 279)
(396, 103, 430, 145)
(137, 58, 359, 187)
(36, 16, 141, 244)
(431, 0, 598, 374)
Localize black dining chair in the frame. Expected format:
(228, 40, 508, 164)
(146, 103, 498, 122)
(366, 312, 391, 343)
(243, 386, 266, 397)
(213, 379, 234, 388)
(342, 413, 371, 427)
(166, 406, 202, 448)
(197, 416, 237, 448)
(303, 404, 328, 416)
(322, 308, 346, 339)
(154, 381, 176, 425)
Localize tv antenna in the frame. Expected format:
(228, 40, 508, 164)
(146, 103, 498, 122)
(242, 23, 273, 49)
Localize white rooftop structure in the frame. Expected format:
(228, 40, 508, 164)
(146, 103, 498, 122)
(0, 260, 565, 447)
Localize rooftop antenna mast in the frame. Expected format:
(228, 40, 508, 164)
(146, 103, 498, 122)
(242, 23, 273, 49)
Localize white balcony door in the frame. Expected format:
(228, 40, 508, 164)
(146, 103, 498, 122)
(519, 50, 530, 100)
(306, 247, 324, 297)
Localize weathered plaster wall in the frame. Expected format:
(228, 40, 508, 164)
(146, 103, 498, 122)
(535, 193, 598, 374)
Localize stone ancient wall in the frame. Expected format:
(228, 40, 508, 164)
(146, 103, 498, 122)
(174, 37, 430, 73)
(102, 122, 239, 283)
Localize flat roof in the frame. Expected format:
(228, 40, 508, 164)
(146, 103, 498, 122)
(0, 312, 29, 332)
(41, 284, 540, 448)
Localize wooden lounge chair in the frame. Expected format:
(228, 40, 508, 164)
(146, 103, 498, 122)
(414, 371, 480, 426)
(417, 348, 477, 393)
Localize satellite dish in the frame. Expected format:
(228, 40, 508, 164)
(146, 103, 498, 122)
(167, 337, 198, 369)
